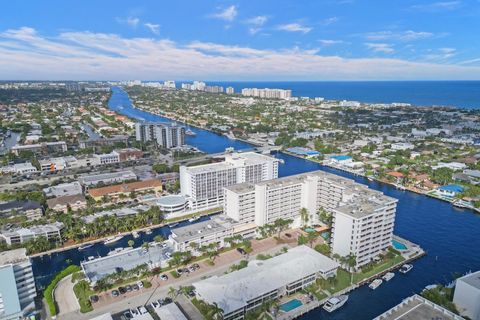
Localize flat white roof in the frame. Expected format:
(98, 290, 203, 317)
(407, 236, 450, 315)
(457, 270, 480, 290)
(154, 303, 188, 320)
(89, 313, 113, 320)
(193, 245, 339, 315)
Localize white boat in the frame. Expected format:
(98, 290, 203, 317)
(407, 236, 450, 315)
(399, 264, 413, 274)
(132, 231, 140, 238)
(369, 279, 383, 290)
(188, 216, 200, 222)
(367, 177, 374, 182)
(382, 272, 395, 281)
(145, 229, 153, 235)
(169, 222, 179, 228)
(104, 235, 124, 245)
(185, 129, 196, 136)
(395, 184, 406, 191)
(78, 243, 94, 250)
(323, 295, 348, 312)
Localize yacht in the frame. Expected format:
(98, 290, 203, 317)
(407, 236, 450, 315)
(369, 279, 383, 290)
(323, 295, 348, 312)
(132, 231, 140, 239)
(185, 129, 196, 136)
(399, 264, 413, 274)
(78, 243, 94, 251)
(382, 272, 395, 282)
(188, 216, 200, 223)
(104, 235, 124, 245)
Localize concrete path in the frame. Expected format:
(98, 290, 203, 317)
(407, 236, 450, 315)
(55, 274, 80, 315)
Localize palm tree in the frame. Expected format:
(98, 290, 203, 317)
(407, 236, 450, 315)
(167, 286, 177, 300)
(207, 302, 223, 320)
(300, 207, 309, 227)
(127, 239, 135, 247)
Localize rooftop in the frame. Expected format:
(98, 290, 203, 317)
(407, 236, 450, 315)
(0, 265, 22, 319)
(456, 270, 480, 290)
(153, 303, 188, 320)
(0, 248, 29, 265)
(193, 246, 339, 315)
(0, 200, 42, 212)
(47, 194, 86, 208)
(88, 179, 162, 198)
(78, 170, 137, 185)
(171, 217, 234, 243)
(374, 294, 463, 320)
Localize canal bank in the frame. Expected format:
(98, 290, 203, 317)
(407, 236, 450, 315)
(31, 86, 480, 320)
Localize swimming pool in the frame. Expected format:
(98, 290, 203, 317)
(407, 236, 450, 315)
(304, 228, 316, 233)
(280, 299, 303, 312)
(392, 239, 407, 250)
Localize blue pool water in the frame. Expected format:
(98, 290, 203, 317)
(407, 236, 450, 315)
(392, 239, 408, 251)
(280, 299, 303, 312)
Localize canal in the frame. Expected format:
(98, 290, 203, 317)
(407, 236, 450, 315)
(31, 87, 480, 319)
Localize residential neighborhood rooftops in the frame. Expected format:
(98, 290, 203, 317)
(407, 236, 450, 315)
(46, 194, 86, 209)
(88, 179, 162, 199)
(0, 200, 42, 213)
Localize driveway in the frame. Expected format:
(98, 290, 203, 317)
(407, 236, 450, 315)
(55, 274, 80, 315)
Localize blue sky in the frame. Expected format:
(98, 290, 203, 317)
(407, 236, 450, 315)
(0, 0, 479, 80)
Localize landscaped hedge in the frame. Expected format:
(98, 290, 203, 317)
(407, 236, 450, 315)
(44, 265, 82, 316)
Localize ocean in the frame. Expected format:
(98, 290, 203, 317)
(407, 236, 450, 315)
(205, 81, 480, 109)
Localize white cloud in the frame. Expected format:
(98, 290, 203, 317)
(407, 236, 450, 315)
(211, 5, 237, 22)
(0, 27, 479, 80)
(365, 30, 435, 41)
(319, 39, 344, 45)
(321, 17, 339, 25)
(365, 43, 395, 53)
(246, 16, 268, 26)
(424, 47, 457, 61)
(277, 23, 312, 34)
(412, 1, 461, 11)
(144, 23, 160, 35)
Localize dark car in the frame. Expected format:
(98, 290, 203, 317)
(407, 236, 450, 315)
(132, 284, 139, 291)
(118, 286, 126, 294)
(125, 285, 132, 292)
(89, 295, 99, 303)
(237, 247, 246, 255)
(163, 297, 173, 305)
(111, 290, 120, 297)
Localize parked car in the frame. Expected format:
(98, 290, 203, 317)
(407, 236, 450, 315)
(130, 309, 139, 317)
(160, 274, 168, 281)
(111, 290, 119, 297)
(118, 286, 126, 294)
(125, 285, 132, 292)
(163, 297, 173, 305)
(137, 281, 144, 288)
(237, 247, 246, 255)
(123, 311, 133, 319)
(177, 268, 184, 274)
(138, 306, 148, 314)
(151, 301, 160, 309)
(132, 284, 139, 291)
(89, 295, 99, 303)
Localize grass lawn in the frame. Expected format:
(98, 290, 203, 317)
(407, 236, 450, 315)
(352, 255, 405, 283)
(318, 269, 352, 293)
(73, 280, 94, 313)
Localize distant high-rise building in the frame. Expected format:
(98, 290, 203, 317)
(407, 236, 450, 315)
(192, 81, 206, 91)
(241, 88, 292, 100)
(226, 87, 234, 94)
(135, 122, 185, 148)
(0, 249, 37, 319)
(163, 80, 176, 89)
(205, 86, 224, 93)
(65, 82, 81, 92)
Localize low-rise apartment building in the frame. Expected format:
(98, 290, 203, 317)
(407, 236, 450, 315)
(88, 179, 163, 201)
(0, 200, 43, 221)
(0, 222, 64, 245)
(46, 194, 87, 213)
(43, 181, 83, 198)
(78, 170, 137, 187)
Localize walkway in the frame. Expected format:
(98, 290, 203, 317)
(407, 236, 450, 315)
(55, 274, 80, 315)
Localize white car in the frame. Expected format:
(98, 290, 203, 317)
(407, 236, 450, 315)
(137, 281, 144, 288)
(137, 306, 148, 314)
(151, 301, 160, 309)
(130, 309, 139, 317)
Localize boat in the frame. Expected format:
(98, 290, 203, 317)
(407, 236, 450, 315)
(169, 222, 179, 228)
(382, 272, 395, 281)
(185, 129, 196, 136)
(399, 264, 413, 274)
(188, 216, 200, 222)
(78, 243, 94, 250)
(422, 284, 439, 292)
(453, 199, 473, 209)
(323, 295, 348, 312)
(145, 229, 153, 235)
(132, 231, 140, 238)
(395, 184, 406, 191)
(367, 177, 374, 182)
(103, 235, 124, 245)
(87, 256, 96, 261)
(369, 279, 383, 290)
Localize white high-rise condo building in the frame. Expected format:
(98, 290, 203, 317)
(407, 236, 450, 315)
(224, 170, 397, 269)
(163, 80, 176, 88)
(0, 249, 37, 319)
(180, 152, 280, 209)
(241, 88, 292, 100)
(226, 86, 234, 94)
(135, 122, 185, 148)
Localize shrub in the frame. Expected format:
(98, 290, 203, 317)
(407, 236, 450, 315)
(44, 265, 81, 316)
(170, 271, 179, 278)
(143, 280, 152, 288)
(73, 280, 93, 313)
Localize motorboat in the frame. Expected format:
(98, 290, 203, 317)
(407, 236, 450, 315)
(369, 279, 383, 290)
(382, 272, 395, 281)
(399, 264, 413, 274)
(132, 231, 140, 238)
(323, 295, 348, 312)
(78, 243, 94, 250)
(104, 235, 124, 245)
(169, 222, 179, 228)
(145, 229, 153, 235)
(185, 129, 196, 136)
(188, 216, 200, 223)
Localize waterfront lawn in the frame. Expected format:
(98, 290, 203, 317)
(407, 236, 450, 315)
(352, 255, 405, 283)
(318, 269, 352, 294)
(73, 280, 94, 313)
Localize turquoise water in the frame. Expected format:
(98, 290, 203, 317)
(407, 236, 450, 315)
(280, 299, 303, 312)
(321, 231, 330, 240)
(304, 228, 316, 233)
(392, 239, 408, 250)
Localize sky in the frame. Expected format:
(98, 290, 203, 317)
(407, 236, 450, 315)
(0, 0, 479, 81)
